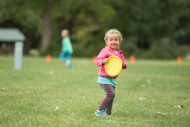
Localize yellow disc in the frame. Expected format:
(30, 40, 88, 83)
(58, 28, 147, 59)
(105, 56, 122, 76)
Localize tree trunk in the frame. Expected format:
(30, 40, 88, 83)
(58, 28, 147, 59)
(40, 2, 52, 53)
(23, 33, 32, 54)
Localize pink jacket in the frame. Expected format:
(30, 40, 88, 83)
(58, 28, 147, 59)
(96, 46, 128, 78)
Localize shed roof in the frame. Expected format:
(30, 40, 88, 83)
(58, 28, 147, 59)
(0, 28, 25, 42)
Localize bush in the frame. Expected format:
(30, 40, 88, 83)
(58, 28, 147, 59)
(121, 37, 139, 57)
(141, 38, 188, 59)
(72, 42, 104, 57)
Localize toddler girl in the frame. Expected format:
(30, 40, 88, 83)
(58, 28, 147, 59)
(95, 28, 128, 116)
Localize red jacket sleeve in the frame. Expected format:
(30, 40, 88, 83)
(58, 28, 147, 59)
(96, 49, 107, 66)
(120, 51, 128, 69)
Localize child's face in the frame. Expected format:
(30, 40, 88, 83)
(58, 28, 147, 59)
(105, 33, 121, 50)
(61, 30, 68, 37)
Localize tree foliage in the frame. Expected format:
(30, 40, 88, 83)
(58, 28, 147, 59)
(0, 0, 190, 58)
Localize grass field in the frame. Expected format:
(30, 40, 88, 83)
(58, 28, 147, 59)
(0, 56, 190, 127)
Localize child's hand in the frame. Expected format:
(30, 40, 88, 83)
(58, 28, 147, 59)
(122, 61, 127, 69)
(102, 58, 108, 65)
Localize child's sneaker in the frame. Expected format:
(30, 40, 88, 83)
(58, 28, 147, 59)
(95, 109, 106, 116)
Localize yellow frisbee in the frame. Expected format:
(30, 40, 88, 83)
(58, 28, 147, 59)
(105, 56, 122, 76)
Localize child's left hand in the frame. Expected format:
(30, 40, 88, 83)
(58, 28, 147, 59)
(122, 61, 127, 69)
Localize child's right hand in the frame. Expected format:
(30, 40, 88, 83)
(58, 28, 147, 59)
(102, 58, 108, 65)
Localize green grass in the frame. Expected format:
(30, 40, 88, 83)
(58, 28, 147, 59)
(0, 56, 190, 127)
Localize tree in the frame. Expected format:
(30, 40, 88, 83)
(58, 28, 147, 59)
(1, 0, 189, 57)
(0, 0, 40, 54)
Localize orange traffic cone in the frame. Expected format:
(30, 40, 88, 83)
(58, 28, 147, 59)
(45, 54, 52, 62)
(177, 56, 182, 64)
(130, 55, 136, 63)
(92, 56, 96, 64)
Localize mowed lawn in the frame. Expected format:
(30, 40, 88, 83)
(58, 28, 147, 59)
(0, 56, 190, 127)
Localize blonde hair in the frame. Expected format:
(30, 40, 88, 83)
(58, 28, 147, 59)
(61, 29, 69, 37)
(104, 28, 123, 41)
